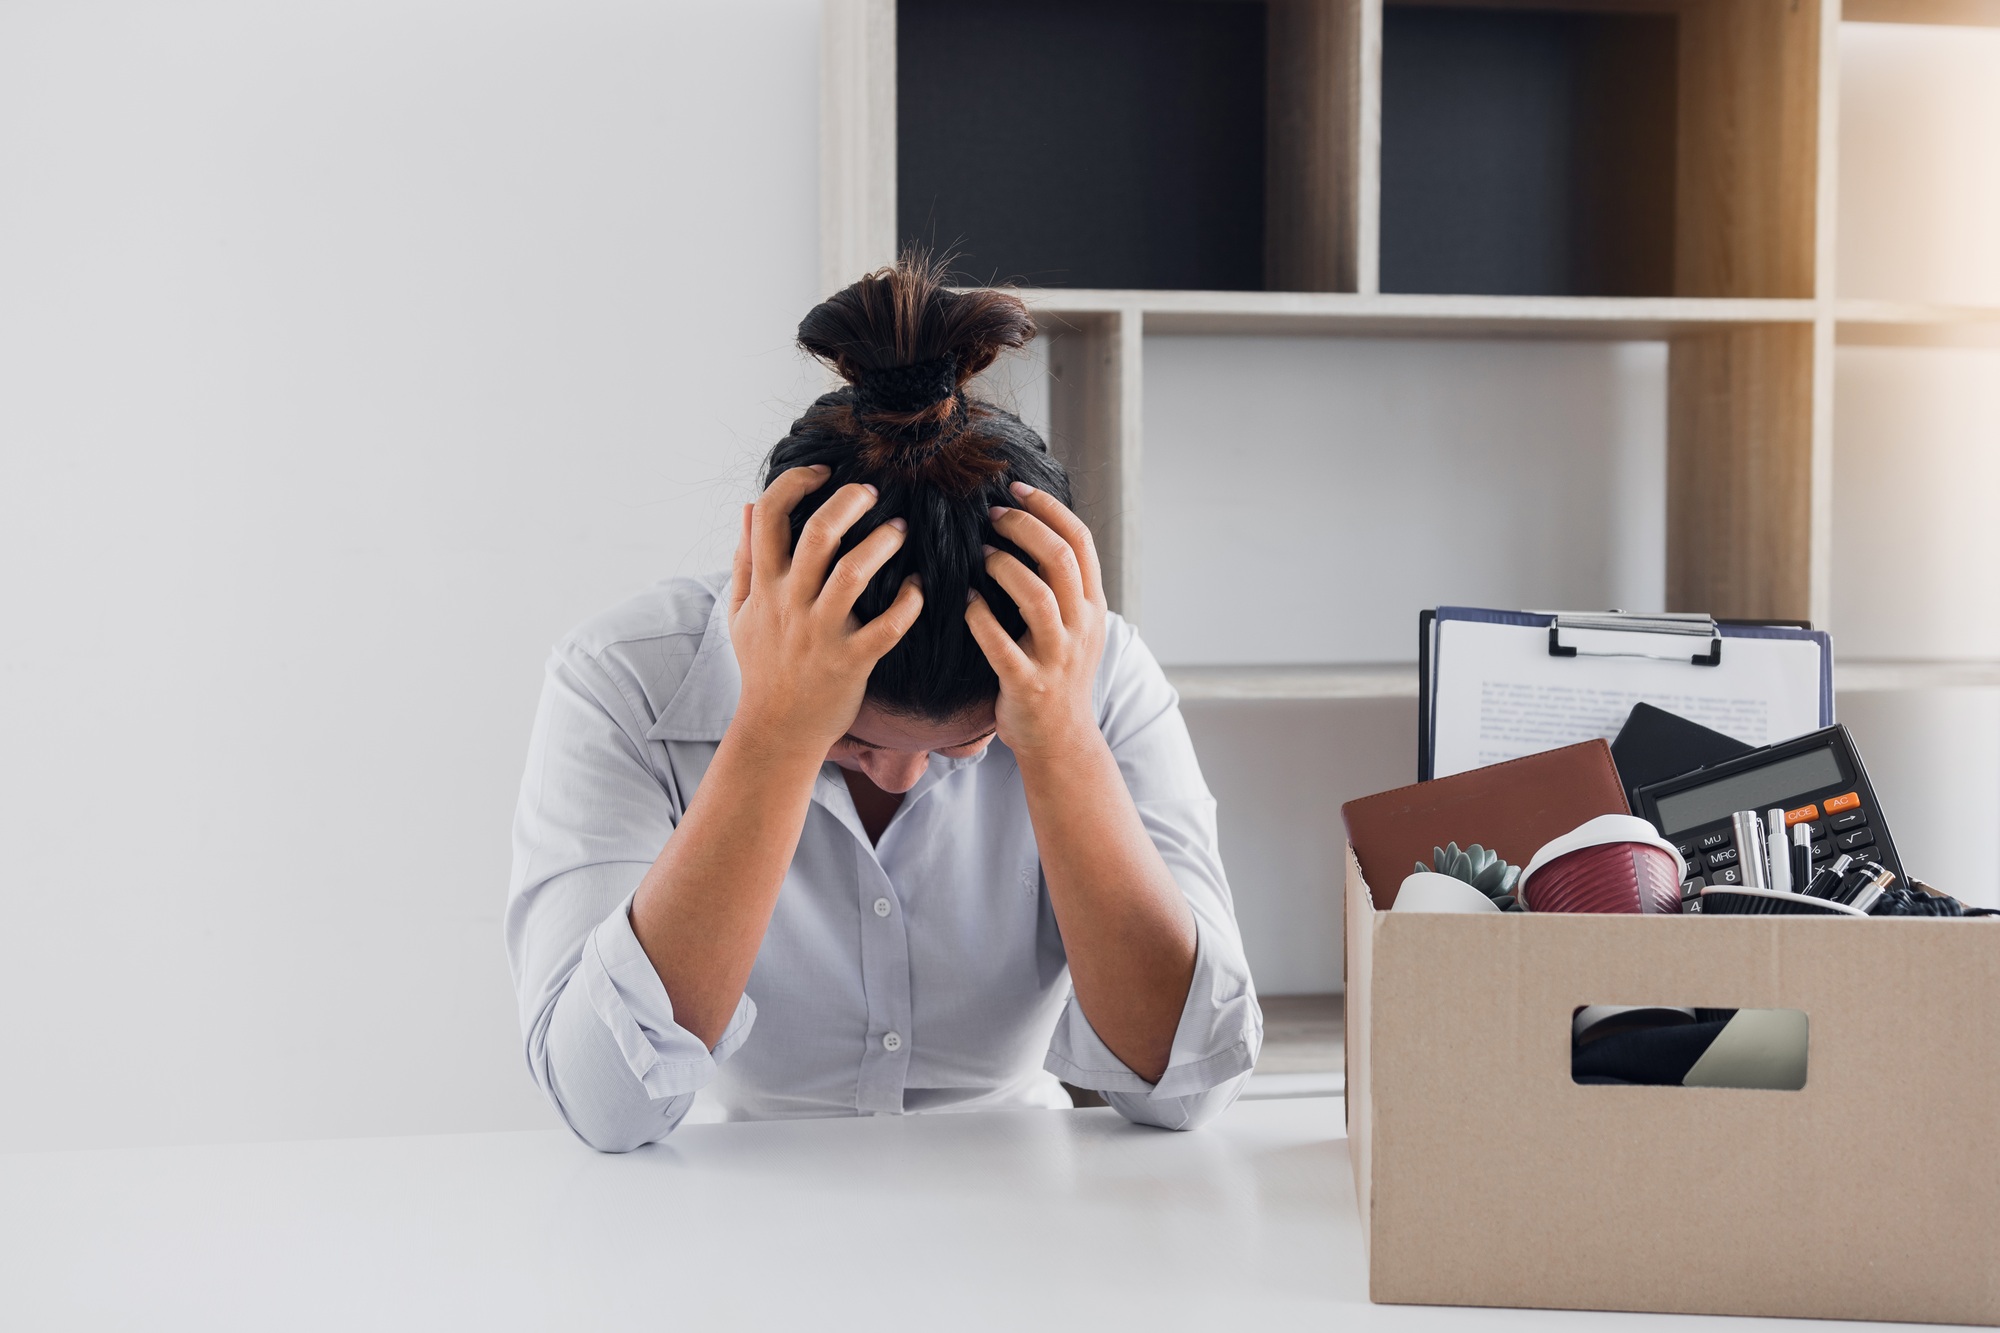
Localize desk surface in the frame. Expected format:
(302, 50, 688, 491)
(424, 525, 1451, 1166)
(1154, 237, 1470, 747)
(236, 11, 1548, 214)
(0, 1097, 1901, 1331)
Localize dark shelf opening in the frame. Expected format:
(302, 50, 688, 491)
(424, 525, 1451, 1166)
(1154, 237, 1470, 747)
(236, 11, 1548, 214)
(898, 0, 1267, 291)
(1380, 5, 1679, 298)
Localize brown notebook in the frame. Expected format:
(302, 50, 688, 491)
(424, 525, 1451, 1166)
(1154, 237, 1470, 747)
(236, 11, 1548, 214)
(1341, 740, 1631, 908)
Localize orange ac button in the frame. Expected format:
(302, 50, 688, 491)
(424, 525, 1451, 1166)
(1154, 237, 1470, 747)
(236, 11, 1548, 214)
(1784, 804, 1819, 826)
(1823, 791, 1862, 814)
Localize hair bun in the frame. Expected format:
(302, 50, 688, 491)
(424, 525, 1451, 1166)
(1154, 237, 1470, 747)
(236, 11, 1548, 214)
(796, 253, 1033, 486)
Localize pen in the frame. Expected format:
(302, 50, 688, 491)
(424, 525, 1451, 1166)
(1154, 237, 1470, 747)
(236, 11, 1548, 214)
(1733, 810, 1770, 890)
(1832, 861, 1885, 907)
(1790, 823, 1812, 894)
(1766, 808, 1791, 895)
(1845, 866, 1897, 915)
(1805, 853, 1854, 899)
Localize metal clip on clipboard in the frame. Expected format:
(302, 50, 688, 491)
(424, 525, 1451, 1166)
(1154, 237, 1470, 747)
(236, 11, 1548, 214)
(1545, 612, 1723, 667)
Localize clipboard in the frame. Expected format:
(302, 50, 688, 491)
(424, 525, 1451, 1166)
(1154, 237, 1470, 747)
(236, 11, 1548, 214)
(1419, 607, 1833, 781)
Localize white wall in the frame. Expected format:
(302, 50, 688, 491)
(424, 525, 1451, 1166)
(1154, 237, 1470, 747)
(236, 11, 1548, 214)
(0, 0, 824, 1151)
(2, 6, 1994, 1154)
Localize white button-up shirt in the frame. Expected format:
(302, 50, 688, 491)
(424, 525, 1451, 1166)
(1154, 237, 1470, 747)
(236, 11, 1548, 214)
(506, 573, 1262, 1151)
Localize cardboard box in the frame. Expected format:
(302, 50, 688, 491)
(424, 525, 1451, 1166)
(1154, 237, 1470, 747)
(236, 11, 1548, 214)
(1344, 846, 2000, 1325)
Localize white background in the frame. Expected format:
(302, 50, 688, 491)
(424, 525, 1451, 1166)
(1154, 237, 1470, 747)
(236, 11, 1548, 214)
(0, 5, 1994, 1152)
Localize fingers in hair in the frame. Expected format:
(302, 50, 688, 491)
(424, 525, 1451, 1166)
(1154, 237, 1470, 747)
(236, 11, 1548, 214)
(964, 590, 1033, 677)
(752, 465, 831, 580)
(822, 516, 907, 622)
(855, 575, 925, 659)
(1005, 482, 1103, 605)
(987, 504, 1085, 625)
(791, 481, 880, 598)
(980, 545, 1064, 645)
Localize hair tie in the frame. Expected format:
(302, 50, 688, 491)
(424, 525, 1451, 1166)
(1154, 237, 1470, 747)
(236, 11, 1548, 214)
(853, 354, 959, 418)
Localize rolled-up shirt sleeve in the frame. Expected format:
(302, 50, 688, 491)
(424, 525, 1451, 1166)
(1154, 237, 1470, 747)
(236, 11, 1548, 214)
(1042, 617, 1264, 1131)
(506, 640, 752, 1152)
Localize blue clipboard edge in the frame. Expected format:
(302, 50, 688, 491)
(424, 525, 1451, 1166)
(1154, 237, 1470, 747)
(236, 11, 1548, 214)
(1419, 606, 1834, 782)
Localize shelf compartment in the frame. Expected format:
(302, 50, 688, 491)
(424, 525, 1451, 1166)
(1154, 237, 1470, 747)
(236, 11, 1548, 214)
(1022, 291, 1822, 626)
(1380, 1, 1678, 297)
(1379, 0, 1822, 301)
(898, 0, 1266, 291)
(895, 0, 1367, 294)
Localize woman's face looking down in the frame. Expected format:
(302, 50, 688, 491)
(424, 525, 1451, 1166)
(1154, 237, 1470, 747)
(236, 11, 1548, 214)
(824, 700, 998, 793)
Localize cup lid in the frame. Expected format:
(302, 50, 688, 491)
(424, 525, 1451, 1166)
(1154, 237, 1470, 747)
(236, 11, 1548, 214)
(1519, 814, 1687, 890)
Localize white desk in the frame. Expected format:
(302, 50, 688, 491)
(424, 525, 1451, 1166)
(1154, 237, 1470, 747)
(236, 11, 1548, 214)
(0, 1097, 1896, 1331)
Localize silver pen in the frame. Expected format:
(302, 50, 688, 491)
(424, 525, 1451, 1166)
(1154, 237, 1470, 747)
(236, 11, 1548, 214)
(1733, 810, 1770, 890)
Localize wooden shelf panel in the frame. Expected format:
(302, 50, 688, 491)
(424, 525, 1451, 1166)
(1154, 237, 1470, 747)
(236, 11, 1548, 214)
(1167, 663, 1417, 701)
(1020, 290, 1818, 339)
(1834, 300, 2000, 347)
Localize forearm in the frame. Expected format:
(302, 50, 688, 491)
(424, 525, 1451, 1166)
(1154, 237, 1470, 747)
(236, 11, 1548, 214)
(1017, 735, 1197, 1083)
(629, 721, 824, 1047)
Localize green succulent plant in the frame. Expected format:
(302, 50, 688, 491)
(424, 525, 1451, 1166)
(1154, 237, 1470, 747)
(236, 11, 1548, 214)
(1416, 842, 1524, 911)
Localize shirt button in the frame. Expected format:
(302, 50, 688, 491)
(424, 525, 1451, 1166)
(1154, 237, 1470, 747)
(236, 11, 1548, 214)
(882, 1031, 902, 1052)
(873, 897, 892, 917)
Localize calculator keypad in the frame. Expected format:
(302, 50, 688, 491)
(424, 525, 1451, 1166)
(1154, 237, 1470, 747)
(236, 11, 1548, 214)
(1668, 790, 1879, 904)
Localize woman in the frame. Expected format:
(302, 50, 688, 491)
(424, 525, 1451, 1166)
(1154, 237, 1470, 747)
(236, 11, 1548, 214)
(506, 258, 1261, 1151)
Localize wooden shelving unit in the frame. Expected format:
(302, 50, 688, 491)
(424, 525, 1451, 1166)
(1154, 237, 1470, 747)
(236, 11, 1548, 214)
(825, 0, 2000, 683)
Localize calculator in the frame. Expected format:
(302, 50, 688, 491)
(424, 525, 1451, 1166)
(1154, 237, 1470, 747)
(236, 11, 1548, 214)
(1630, 724, 1903, 909)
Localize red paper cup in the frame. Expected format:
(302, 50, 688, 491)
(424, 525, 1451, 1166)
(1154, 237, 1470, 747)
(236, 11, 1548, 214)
(1518, 814, 1686, 915)
(1521, 843, 1681, 914)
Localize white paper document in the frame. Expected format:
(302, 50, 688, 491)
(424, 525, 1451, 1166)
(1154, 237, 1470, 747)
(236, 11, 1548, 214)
(1430, 616, 1828, 779)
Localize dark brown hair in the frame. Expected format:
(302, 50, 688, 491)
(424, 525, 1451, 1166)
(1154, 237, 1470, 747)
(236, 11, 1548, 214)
(767, 253, 1073, 720)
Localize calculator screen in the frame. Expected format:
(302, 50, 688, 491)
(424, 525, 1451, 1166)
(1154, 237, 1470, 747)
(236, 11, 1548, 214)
(1655, 746, 1846, 834)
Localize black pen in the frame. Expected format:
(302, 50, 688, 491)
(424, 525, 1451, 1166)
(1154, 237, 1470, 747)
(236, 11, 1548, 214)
(1805, 854, 1854, 899)
(1790, 824, 1812, 896)
(1846, 866, 1897, 914)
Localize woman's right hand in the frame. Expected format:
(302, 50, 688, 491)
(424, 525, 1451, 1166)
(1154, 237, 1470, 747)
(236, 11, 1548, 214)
(725, 465, 923, 756)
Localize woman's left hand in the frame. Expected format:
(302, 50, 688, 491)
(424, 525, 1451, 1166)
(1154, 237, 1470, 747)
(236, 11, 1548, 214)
(965, 482, 1108, 761)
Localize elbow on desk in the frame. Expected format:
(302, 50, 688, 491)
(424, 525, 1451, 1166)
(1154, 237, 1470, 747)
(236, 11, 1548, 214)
(530, 984, 699, 1152)
(544, 1057, 696, 1153)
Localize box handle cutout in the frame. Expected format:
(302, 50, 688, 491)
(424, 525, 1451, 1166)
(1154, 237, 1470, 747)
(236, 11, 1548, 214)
(1572, 1006, 1807, 1090)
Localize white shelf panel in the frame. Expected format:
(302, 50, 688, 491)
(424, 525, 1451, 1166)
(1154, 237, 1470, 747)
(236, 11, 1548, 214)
(1836, 659, 2000, 691)
(1019, 290, 1818, 339)
(1835, 300, 2000, 346)
(1169, 659, 2000, 702)
(1167, 663, 1416, 701)
(1845, 0, 2000, 27)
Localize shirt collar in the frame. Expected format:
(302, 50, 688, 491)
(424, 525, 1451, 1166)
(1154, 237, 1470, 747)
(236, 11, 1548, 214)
(644, 578, 741, 744)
